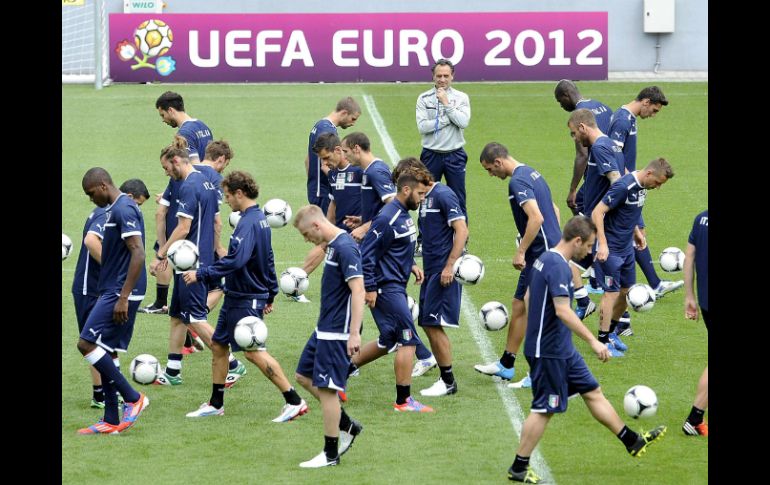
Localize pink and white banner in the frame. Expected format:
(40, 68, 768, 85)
(109, 12, 607, 82)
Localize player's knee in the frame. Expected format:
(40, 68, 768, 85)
(76, 338, 95, 356)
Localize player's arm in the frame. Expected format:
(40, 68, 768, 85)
(350, 220, 371, 242)
(444, 92, 471, 128)
(416, 94, 437, 135)
(683, 242, 698, 320)
(302, 242, 328, 275)
(113, 233, 145, 324)
(515, 199, 545, 270)
(346, 276, 365, 356)
(326, 198, 337, 226)
(553, 296, 609, 362)
(304, 154, 310, 177)
(83, 233, 102, 264)
(155, 204, 169, 248)
(214, 213, 227, 258)
(156, 215, 191, 274)
(360, 217, 390, 307)
(567, 141, 588, 210)
(441, 218, 468, 286)
(552, 202, 561, 226)
(609, 122, 630, 175)
(606, 170, 621, 184)
(591, 201, 610, 262)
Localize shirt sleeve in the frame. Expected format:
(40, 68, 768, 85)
(546, 258, 572, 299)
(176, 183, 196, 220)
(87, 211, 106, 239)
(593, 144, 619, 176)
(609, 117, 629, 148)
(510, 175, 535, 207)
(361, 215, 393, 291)
(118, 203, 143, 239)
(197, 222, 256, 283)
(337, 242, 363, 282)
(373, 166, 397, 202)
(601, 179, 628, 211)
(160, 179, 173, 207)
(438, 187, 465, 225)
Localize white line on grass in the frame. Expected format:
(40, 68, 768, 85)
(362, 93, 555, 484)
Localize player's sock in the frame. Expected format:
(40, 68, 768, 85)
(589, 276, 599, 289)
(184, 332, 194, 348)
(282, 387, 302, 405)
(324, 436, 339, 460)
(93, 385, 104, 403)
(84, 347, 140, 404)
(499, 350, 516, 369)
(339, 407, 352, 431)
(598, 331, 609, 344)
(155, 284, 169, 307)
(617, 425, 640, 448)
(396, 384, 410, 405)
(439, 365, 455, 385)
(166, 353, 183, 376)
(511, 455, 530, 473)
(635, 246, 661, 289)
(610, 320, 619, 334)
(100, 379, 120, 425)
(415, 342, 432, 361)
(686, 406, 705, 425)
(574, 286, 590, 307)
(210, 383, 225, 409)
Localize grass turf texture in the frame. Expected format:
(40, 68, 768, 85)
(62, 82, 707, 484)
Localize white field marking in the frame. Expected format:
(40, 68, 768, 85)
(362, 93, 555, 483)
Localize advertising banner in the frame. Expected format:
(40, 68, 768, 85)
(109, 12, 607, 82)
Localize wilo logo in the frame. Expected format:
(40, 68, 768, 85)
(114, 19, 176, 76)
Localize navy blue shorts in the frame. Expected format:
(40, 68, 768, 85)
(514, 265, 534, 301)
(212, 296, 267, 351)
(169, 272, 209, 323)
(371, 288, 422, 351)
(594, 250, 636, 292)
(420, 147, 468, 220)
(526, 351, 599, 414)
(296, 331, 350, 391)
(79, 293, 141, 353)
(73, 293, 98, 333)
(418, 272, 461, 328)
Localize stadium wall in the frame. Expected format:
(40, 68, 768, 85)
(102, 0, 707, 73)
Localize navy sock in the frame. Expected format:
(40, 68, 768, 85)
(618, 425, 640, 448)
(415, 342, 432, 360)
(101, 378, 120, 425)
(598, 331, 609, 344)
(89, 350, 140, 403)
(499, 350, 516, 369)
(210, 383, 225, 409)
(512, 455, 530, 473)
(155, 284, 169, 307)
(282, 387, 302, 406)
(228, 358, 239, 371)
(439, 365, 455, 385)
(635, 246, 661, 289)
(166, 353, 183, 376)
(92, 385, 104, 402)
(610, 320, 619, 334)
(339, 407, 352, 431)
(396, 384, 410, 405)
(687, 406, 705, 425)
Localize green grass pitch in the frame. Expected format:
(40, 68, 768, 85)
(62, 81, 707, 484)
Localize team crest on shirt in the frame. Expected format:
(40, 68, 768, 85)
(326, 247, 335, 259)
(362, 174, 368, 185)
(347, 172, 355, 182)
(548, 394, 560, 408)
(402, 329, 412, 341)
(604, 276, 614, 287)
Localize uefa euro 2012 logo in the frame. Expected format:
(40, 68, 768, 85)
(114, 19, 176, 76)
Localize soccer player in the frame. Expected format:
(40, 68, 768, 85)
(474, 143, 561, 388)
(507, 216, 666, 483)
(394, 159, 468, 397)
(682, 209, 708, 436)
(77, 168, 149, 434)
(609, 87, 682, 332)
(72, 179, 149, 409)
(591, 158, 675, 357)
(340, 132, 397, 243)
(292, 205, 365, 467)
(306, 97, 361, 214)
(152, 139, 245, 387)
(350, 172, 434, 412)
(182, 171, 308, 422)
(416, 58, 471, 224)
(144, 92, 214, 315)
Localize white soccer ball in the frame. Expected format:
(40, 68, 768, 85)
(62, 233, 73, 261)
(234, 315, 268, 350)
(407, 295, 419, 321)
(479, 301, 509, 331)
(659, 247, 685, 272)
(263, 198, 292, 228)
(134, 19, 174, 58)
(229, 211, 241, 228)
(452, 254, 485, 285)
(167, 239, 199, 271)
(626, 283, 656, 312)
(279, 267, 309, 296)
(130, 354, 160, 385)
(623, 385, 659, 419)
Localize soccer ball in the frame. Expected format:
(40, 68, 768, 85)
(134, 19, 173, 57)
(623, 385, 659, 419)
(626, 283, 656, 312)
(279, 267, 309, 296)
(659, 247, 685, 272)
(263, 199, 292, 228)
(452, 254, 485, 285)
(62, 233, 73, 261)
(229, 211, 241, 228)
(130, 354, 160, 385)
(407, 295, 419, 321)
(234, 316, 268, 350)
(167, 239, 199, 271)
(479, 301, 509, 331)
